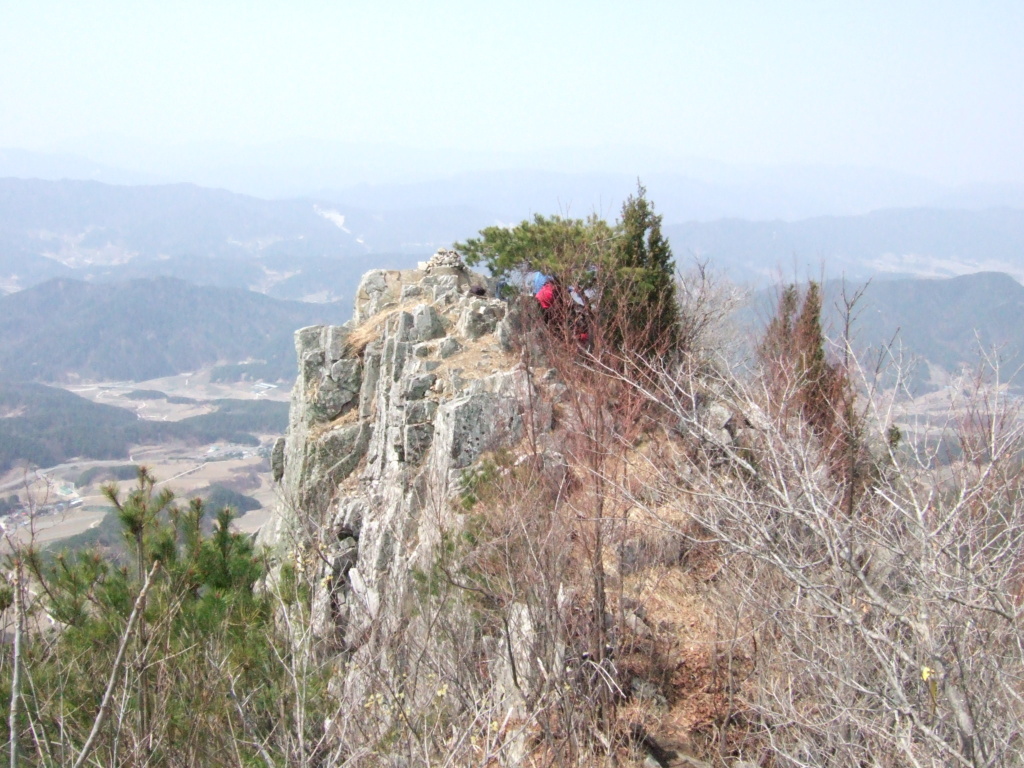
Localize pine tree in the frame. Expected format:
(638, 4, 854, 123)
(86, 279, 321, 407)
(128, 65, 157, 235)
(759, 281, 869, 514)
(611, 182, 679, 354)
(455, 182, 679, 358)
(6, 469, 319, 765)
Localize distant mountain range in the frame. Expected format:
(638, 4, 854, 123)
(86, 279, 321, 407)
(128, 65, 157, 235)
(0, 277, 348, 382)
(3, 176, 1024, 396)
(3, 178, 1024, 304)
(668, 208, 1024, 284)
(843, 272, 1024, 390)
(316, 168, 1024, 228)
(0, 269, 1021, 476)
(1, 268, 1021, 397)
(0, 178, 426, 302)
(7, 143, 1024, 218)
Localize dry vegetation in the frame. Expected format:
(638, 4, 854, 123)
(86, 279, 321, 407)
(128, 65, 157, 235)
(3, 265, 1023, 767)
(324, 264, 1024, 766)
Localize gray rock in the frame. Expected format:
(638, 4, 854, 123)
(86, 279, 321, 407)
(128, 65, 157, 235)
(335, 537, 358, 575)
(361, 270, 388, 293)
(706, 402, 732, 431)
(404, 423, 435, 464)
(295, 325, 324, 359)
(324, 325, 351, 362)
(315, 424, 364, 465)
(271, 437, 286, 482)
(358, 342, 382, 418)
(401, 373, 436, 400)
(355, 270, 402, 322)
(336, 499, 367, 539)
(382, 338, 410, 383)
(313, 424, 371, 489)
(428, 274, 462, 304)
(457, 299, 505, 340)
(438, 337, 461, 358)
(311, 364, 361, 422)
(433, 392, 521, 469)
(410, 304, 446, 342)
(267, 259, 548, 754)
(330, 359, 361, 390)
(424, 248, 465, 272)
(496, 321, 513, 351)
(374, 529, 395, 572)
(296, 325, 326, 383)
(405, 400, 438, 424)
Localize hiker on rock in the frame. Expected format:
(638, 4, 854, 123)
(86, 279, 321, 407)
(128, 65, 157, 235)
(534, 274, 561, 320)
(534, 274, 590, 344)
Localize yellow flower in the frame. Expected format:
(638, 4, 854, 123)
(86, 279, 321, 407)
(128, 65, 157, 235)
(921, 666, 934, 681)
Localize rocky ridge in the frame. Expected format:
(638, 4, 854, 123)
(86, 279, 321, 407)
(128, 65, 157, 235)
(264, 249, 545, 721)
(263, 251, 781, 766)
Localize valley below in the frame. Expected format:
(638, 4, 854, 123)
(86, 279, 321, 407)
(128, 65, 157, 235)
(1, 174, 1023, 765)
(0, 369, 291, 549)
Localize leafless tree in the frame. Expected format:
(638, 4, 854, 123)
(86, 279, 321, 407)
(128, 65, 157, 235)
(610, 286, 1024, 766)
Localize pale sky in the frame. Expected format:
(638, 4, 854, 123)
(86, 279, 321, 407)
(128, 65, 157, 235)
(1, 1, 1022, 185)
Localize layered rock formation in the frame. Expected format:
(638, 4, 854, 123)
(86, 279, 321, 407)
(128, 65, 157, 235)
(265, 247, 541, 666)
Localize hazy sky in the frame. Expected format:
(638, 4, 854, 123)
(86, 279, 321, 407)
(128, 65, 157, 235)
(2, 1, 1022, 184)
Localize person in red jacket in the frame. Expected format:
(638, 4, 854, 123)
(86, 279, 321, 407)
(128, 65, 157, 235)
(535, 276, 560, 315)
(535, 276, 589, 344)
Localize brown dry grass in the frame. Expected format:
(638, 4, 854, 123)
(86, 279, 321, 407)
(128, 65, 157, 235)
(343, 299, 427, 357)
(460, 404, 734, 762)
(307, 404, 363, 441)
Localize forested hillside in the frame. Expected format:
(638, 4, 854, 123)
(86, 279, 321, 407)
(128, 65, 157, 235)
(735, 271, 1024, 393)
(840, 271, 1024, 386)
(0, 277, 347, 382)
(0, 381, 287, 472)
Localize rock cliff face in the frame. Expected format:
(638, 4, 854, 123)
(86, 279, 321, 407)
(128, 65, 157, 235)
(265, 248, 540, 675)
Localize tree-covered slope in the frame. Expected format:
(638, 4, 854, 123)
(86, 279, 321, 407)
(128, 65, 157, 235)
(848, 271, 1024, 371)
(0, 382, 145, 471)
(0, 277, 347, 382)
(0, 381, 288, 472)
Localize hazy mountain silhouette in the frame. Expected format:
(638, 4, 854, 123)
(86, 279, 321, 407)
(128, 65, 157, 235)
(0, 177, 428, 300)
(668, 208, 1024, 284)
(0, 277, 348, 382)
(746, 272, 1024, 393)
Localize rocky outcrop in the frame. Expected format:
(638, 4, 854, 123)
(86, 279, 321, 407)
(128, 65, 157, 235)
(261, 250, 764, 764)
(264, 248, 544, 676)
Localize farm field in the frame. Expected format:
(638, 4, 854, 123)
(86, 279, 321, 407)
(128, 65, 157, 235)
(0, 368, 290, 549)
